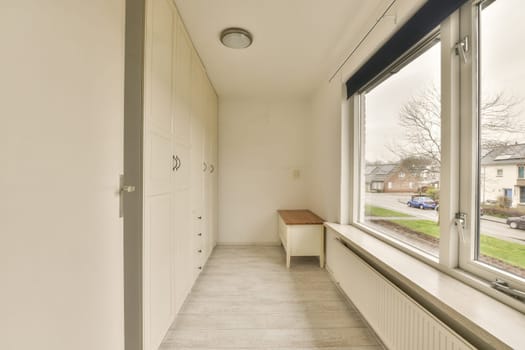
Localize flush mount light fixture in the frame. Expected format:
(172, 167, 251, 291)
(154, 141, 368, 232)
(220, 28, 253, 49)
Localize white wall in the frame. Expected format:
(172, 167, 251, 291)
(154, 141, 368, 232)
(1, 1, 125, 349)
(481, 164, 519, 205)
(217, 0, 426, 240)
(218, 98, 310, 244)
(307, 81, 343, 223)
(307, 0, 426, 224)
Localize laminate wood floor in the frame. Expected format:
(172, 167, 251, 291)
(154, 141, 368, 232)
(160, 245, 384, 350)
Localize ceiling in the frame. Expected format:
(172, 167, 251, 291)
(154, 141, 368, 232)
(174, 0, 386, 98)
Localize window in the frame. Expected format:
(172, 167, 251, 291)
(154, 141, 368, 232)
(473, 0, 525, 281)
(349, 0, 525, 308)
(358, 36, 441, 257)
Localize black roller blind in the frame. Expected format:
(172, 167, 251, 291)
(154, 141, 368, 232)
(345, 0, 468, 98)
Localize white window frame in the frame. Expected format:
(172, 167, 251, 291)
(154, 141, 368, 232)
(348, 31, 445, 267)
(347, 0, 525, 311)
(458, 0, 525, 297)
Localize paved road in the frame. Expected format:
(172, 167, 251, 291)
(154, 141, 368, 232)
(365, 192, 525, 245)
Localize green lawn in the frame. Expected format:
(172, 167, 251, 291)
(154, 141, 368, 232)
(389, 219, 525, 269)
(365, 205, 411, 218)
(390, 219, 440, 238)
(479, 235, 525, 269)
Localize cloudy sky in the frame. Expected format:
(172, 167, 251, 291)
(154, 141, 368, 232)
(364, 0, 525, 162)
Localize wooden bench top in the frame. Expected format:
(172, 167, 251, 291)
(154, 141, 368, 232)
(277, 209, 324, 225)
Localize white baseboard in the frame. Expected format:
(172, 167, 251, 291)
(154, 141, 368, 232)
(216, 242, 281, 247)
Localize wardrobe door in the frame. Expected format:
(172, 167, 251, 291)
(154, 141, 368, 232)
(190, 54, 206, 279)
(204, 82, 218, 258)
(210, 90, 219, 251)
(143, 0, 176, 348)
(172, 18, 193, 312)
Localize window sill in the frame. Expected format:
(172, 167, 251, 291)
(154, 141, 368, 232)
(325, 222, 525, 350)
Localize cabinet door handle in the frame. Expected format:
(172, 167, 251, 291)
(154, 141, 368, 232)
(198, 266, 202, 270)
(209, 164, 214, 173)
(202, 162, 207, 172)
(198, 249, 202, 253)
(197, 233, 202, 236)
(172, 155, 176, 171)
(197, 216, 202, 220)
(175, 155, 181, 171)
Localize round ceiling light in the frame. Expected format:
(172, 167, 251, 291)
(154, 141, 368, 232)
(220, 28, 253, 49)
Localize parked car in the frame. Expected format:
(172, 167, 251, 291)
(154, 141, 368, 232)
(407, 196, 437, 210)
(506, 216, 525, 230)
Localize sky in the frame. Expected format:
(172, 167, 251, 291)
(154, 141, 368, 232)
(364, 0, 525, 162)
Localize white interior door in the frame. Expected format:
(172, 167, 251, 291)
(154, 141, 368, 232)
(1, 1, 125, 349)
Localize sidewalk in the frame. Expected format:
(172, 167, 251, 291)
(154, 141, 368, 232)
(481, 214, 507, 224)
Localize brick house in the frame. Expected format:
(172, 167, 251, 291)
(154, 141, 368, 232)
(365, 163, 439, 193)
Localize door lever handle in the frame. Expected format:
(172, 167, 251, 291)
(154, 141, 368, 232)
(119, 174, 135, 218)
(121, 185, 136, 193)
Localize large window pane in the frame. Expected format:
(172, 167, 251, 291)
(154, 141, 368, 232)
(360, 39, 441, 257)
(478, 0, 525, 278)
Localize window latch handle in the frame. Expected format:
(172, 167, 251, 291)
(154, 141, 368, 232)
(492, 280, 525, 301)
(455, 36, 470, 64)
(454, 212, 467, 243)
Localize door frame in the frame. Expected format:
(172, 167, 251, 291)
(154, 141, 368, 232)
(124, 0, 145, 349)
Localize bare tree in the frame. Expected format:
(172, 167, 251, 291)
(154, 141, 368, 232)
(389, 85, 524, 165)
(480, 92, 524, 152)
(395, 86, 442, 166)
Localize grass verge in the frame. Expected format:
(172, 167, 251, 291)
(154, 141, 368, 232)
(479, 235, 525, 269)
(389, 219, 525, 269)
(390, 219, 440, 238)
(365, 205, 411, 218)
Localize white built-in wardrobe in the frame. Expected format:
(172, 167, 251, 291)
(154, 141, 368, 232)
(142, 0, 218, 349)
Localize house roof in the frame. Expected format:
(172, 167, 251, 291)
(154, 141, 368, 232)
(365, 164, 397, 182)
(375, 164, 397, 175)
(481, 143, 525, 166)
(365, 165, 377, 176)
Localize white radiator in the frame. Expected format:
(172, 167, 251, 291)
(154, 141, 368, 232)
(326, 231, 476, 350)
